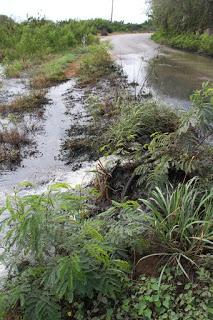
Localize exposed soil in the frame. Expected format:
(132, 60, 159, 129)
(64, 60, 80, 78)
(134, 255, 162, 278)
(61, 70, 128, 169)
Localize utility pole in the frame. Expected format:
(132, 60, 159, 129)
(111, 0, 114, 22)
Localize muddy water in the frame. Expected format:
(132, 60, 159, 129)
(108, 33, 213, 107)
(0, 79, 96, 198)
(0, 66, 29, 104)
(0, 34, 213, 194)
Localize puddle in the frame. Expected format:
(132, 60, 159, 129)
(0, 79, 96, 197)
(108, 33, 213, 107)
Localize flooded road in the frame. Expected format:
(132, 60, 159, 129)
(0, 33, 213, 194)
(108, 33, 213, 107)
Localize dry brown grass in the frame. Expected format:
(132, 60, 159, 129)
(0, 91, 47, 115)
(30, 74, 52, 89)
(0, 128, 28, 146)
(0, 126, 29, 166)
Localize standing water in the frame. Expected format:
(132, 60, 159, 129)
(0, 78, 97, 199)
(108, 33, 213, 107)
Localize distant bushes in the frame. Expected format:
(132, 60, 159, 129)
(88, 18, 154, 34)
(152, 31, 213, 56)
(0, 18, 97, 61)
(0, 16, 152, 63)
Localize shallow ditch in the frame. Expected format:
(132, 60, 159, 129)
(0, 76, 100, 199)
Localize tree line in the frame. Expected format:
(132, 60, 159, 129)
(148, 0, 213, 33)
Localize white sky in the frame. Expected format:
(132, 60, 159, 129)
(0, 0, 148, 23)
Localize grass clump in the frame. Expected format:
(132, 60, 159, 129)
(0, 91, 47, 115)
(78, 44, 115, 85)
(3, 59, 26, 78)
(141, 179, 213, 276)
(0, 121, 29, 167)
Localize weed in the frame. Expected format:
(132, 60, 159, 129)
(135, 83, 213, 190)
(141, 178, 213, 278)
(78, 44, 115, 85)
(105, 99, 179, 155)
(0, 185, 130, 319)
(0, 91, 47, 115)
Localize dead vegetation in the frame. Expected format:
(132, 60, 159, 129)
(0, 126, 29, 167)
(0, 91, 47, 116)
(0, 127, 28, 146)
(30, 74, 53, 89)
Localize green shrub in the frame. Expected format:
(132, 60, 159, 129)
(73, 268, 213, 320)
(152, 32, 213, 56)
(135, 82, 213, 189)
(141, 178, 213, 276)
(0, 17, 147, 64)
(78, 44, 115, 84)
(0, 184, 130, 319)
(104, 99, 180, 155)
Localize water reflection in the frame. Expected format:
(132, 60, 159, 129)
(146, 47, 213, 107)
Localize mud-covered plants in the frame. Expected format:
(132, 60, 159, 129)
(140, 178, 213, 278)
(0, 184, 130, 319)
(0, 90, 47, 115)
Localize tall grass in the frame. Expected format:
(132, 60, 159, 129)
(141, 178, 213, 277)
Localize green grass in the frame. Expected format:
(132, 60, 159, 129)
(4, 59, 26, 77)
(103, 100, 180, 155)
(141, 179, 213, 277)
(31, 52, 77, 88)
(78, 43, 115, 85)
(152, 31, 213, 56)
(40, 52, 75, 78)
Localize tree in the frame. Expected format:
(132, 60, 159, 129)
(149, 0, 213, 33)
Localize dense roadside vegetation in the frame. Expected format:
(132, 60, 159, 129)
(0, 45, 212, 319)
(152, 32, 213, 56)
(0, 15, 152, 75)
(148, 0, 213, 55)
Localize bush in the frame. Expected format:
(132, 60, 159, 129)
(0, 185, 130, 319)
(104, 99, 180, 155)
(141, 178, 213, 276)
(135, 82, 213, 189)
(0, 17, 147, 64)
(152, 32, 213, 56)
(78, 44, 115, 84)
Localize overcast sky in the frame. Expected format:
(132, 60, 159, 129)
(0, 0, 148, 23)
